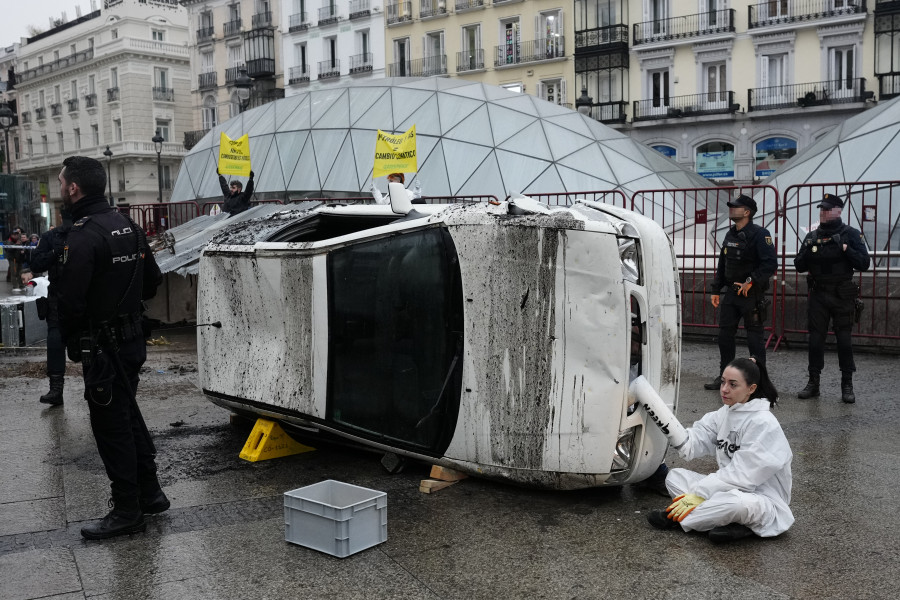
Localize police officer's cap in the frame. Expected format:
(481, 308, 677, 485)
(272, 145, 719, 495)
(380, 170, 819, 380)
(818, 193, 845, 210)
(727, 194, 757, 214)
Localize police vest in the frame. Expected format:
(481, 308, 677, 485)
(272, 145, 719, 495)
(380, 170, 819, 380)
(803, 226, 855, 282)
(75, 213, 147, 324)
(722, 225, 761, 282)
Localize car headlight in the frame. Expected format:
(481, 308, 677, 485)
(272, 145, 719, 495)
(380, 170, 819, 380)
(611, 427, 637, 472)
(617, 237, 642, 284)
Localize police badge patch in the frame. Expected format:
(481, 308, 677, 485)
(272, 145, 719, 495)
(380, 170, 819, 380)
(765, 236, 773, 246)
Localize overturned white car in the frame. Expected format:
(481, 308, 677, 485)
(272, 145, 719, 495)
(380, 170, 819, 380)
(197, 189, 681, 489)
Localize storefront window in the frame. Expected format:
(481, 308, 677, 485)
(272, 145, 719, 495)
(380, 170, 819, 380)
(696, 141, 734, 179)
(755, 137, 796, 178)
(652, 145, 676, 159)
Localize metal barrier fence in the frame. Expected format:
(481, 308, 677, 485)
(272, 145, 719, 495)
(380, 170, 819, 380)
(120, 202, 201, 236)
(200, 199, 285, 215)
(131, 185, 900, 345)
(776, 180, 900, 349)
(630, 186, 781, 345)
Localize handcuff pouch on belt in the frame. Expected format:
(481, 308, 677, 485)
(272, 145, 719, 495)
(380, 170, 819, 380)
(70, 313, 144, 366)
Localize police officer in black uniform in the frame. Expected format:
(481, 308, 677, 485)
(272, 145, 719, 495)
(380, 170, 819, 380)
(56, 156, 168, 540)
(27, 210, 73, 406)
(705, 194, 777, 390)
(794, 193, 870, 403)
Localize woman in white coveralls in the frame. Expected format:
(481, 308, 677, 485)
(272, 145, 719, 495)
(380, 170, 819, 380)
(646, 357, 794, 543)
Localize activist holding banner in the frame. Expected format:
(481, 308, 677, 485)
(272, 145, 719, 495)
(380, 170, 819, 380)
(217, 168, 255, 216)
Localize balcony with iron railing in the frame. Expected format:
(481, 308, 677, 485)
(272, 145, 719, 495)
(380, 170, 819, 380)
(16, 49, 94, 83)
(318, 5, 340, 26)
(747, 78, 869, 111)
(49, 103, 62, 117)
(633, 91, 738, 121)
(289, 65, 311, 84)
(225, 65, 245, 84)
(576, 24, 628, 49)
(252, 11, 274, 28)
(387, 55, 447, 77)
(224, 18, 242, 37)
(587, 101, 629, 124)
(456, 49, 485, 72)
(246, 58, 276, 78)
(198, 71, 217, 89)
(21, 111, 30, 124)
(197, 26, 215, 43)
(350, 53, 374, 74)
(107, 87, 120, 102)
(183, 129, 210, 150)
(35, 107, 46, 120)
(633, 9, 735, 45)
(420, 0, 449, 18)
(878, 74, 900, 99)
(289, 12, 310, 32)
(153, 87, 175, 102)
(748, 0, 867, 29)
(455, 0, 485, 10)
(494, 37, 565, 67)
(85, 93, 97, 108)
(318, 59, 341, 79)
(350, 0, 371, 19)
(67, 98, 79, 112)
(387, 2, 413, 25)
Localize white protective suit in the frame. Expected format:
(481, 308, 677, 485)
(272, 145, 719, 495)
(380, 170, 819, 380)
(667, 397, 794, 537)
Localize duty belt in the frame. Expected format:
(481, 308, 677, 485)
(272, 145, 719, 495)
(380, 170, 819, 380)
(85, 312, 144, 345)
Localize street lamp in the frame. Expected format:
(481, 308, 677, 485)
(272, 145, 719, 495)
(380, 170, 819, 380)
(102, 145, 113, 206)
(0, 101, 13, 174)
(575, 87, 594, 117)
(234, 68, 253, 113)
(152, 129, 164, 203)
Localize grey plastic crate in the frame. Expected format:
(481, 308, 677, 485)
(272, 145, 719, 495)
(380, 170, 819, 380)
(284, 480, 387, 558)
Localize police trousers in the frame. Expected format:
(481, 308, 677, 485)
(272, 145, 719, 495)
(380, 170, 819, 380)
(717, 290, 766, 371)
(81, 338, 159, 500)
(46, 318, 65, 376)
(807, 285, 856, 374)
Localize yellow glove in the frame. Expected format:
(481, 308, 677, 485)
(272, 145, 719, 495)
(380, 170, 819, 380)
(666, 493, 706, 522)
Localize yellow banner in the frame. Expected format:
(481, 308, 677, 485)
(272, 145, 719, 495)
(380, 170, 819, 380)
(218, 133, 252, 177)
(373, 125, 417, 178)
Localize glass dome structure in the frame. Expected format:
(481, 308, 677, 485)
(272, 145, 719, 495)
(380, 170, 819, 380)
(745, 95, 900, 254)
(172, 78, 711, 204)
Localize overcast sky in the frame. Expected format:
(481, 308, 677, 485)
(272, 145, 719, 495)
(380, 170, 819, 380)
(1, 0, 93, 47)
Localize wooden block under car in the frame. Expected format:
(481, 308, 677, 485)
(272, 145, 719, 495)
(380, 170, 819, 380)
(429, 465, 469, 481)
(419, 479, 457, 494)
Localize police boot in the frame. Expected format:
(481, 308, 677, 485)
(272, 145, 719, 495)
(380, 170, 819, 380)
(704, 376, 723, 391)
(139, 475, 171, 515)
(81, 496, 146, 540)
(39, 374, 65, 406)
(841, 373, 856, 404)
(797, 373, 820, 399)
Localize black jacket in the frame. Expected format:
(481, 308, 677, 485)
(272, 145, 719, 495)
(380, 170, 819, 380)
(218, 173, 254, 215)
(794, 218, 870, 282)
(710, 222, 777, 293)
(57, 195, 162, 335)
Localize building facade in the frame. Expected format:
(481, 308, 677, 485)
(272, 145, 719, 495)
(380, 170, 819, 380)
(180, 0, 285, 149)
(14, 0, 191, 216)
(281, 0, 386, 96)
(382, 0, 574, 108)
(1, 43, 21, 175)
(601, 0, 881, 184)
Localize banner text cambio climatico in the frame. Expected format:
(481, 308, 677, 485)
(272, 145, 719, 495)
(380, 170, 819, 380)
(218, 133, 252, 177)
(373, 126, 417, 178)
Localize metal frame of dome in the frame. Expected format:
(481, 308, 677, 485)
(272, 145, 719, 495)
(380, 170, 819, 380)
(172, 78, 712, 206)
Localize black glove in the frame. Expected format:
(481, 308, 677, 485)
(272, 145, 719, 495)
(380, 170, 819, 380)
(249, 170, 255, 179)
(831, 233, 842, 247)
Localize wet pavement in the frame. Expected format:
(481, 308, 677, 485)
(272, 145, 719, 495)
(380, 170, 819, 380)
(1, 316, 899, 599)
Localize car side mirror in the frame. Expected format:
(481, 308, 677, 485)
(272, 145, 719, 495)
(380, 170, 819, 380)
(388, 181, 412, 215)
